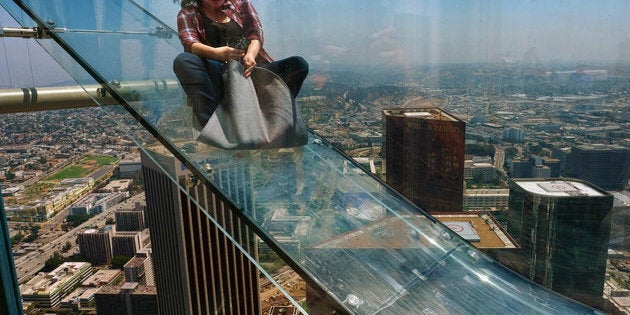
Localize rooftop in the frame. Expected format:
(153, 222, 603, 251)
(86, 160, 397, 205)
(20, 262, 91, 295)
(383, 107, 461, 122)
(514, 179, 603, 197)
(433, 213, 517, 249)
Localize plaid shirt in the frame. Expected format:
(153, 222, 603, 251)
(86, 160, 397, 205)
(177, 0, 272, 63)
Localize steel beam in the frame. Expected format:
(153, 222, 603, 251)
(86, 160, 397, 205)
(0, 80, 180, 114)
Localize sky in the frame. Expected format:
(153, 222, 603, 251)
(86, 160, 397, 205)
(0, 7, 72, 87)
(1, 0, 630, 88)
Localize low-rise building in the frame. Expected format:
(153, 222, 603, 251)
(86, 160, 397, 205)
(20, 262, 93, 308)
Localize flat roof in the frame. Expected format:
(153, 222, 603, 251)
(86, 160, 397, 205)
(383, 107, 460, 122)
(433, 214, 517, 249)
(312, 214, 516, 249)
(442, 221, 480, 242)
(514, 180, 603, 197)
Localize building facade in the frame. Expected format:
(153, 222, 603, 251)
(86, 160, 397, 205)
(141, 147, 260, 314)
(115, 209, 145, 232)
(463, 189, 510, 210)
(20, 262, 93, 308)
(570, 144, 630, 190)
(77, 226, 114, 265)
(94, 282, 157, 315)
(112, 232, 143, 258)
(384, 107, 466, 212)
(506, 178, 614, 308)
(124, 250, 154, 286)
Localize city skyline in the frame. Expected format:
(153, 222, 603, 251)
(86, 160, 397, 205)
(3, 1, 630, 88)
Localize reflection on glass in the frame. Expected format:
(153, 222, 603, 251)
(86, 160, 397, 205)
(2, 0, 628, 314)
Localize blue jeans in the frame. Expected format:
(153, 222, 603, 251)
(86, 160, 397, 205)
(173, 53, 308, 125)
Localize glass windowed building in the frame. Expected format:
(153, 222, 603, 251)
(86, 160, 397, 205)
(1, 0, 629, 314)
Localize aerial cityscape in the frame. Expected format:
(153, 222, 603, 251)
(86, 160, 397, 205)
(1, 1, 630, 314)
(1, 58, 629, 313)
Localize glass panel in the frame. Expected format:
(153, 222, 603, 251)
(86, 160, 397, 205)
(0, 186, 23, 314)
(3, 0, 625, 313)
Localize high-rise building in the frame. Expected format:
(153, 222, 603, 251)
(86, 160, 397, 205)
(94, 282, 157, 315)
(383, 107, 466, 212)
(509, 158, 532, 178)
(0, 187, 22, 315)
(77, 226, 114, 265)
(502, 127, 525, 142)
(115, 209, 145, 232)
(141, 147, 259, 314)
(542, 157, 561, 177)
(124, 250, 154, 286)
(570, 144, 630, 190)
(112, 231, 143, 258)
(506, 178, 614, 308)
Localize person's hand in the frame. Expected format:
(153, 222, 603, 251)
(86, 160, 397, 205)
(216, 46, 245, 63)
(242, 53, 257, 77)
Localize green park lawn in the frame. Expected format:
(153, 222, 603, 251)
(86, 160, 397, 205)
(45, 155, 119, 181)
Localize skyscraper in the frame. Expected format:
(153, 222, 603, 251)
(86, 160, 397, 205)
(570, 144, 630, 190)
(506, 178, 614, 308)
(383, 107, 466, 212)
(77, 226, 114, 265)
(115, 209, 145, 232)
(124, 250, 154, 286)
(141, 147, 259, 314)
(111, 232, 143, 258)
(94, 282, 157, 315)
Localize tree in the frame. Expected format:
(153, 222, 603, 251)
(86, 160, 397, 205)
(504, 147, 518, 160)
(105, 217, 115, 225)
(10, 233, 24, 244)
(66, 214, 91, 228)
(111, 255, 132, 269)
(43, 252, 64, 272)
(62, 241, 72, 253)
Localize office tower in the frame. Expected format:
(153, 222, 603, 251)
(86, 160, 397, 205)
(141, 147, 259, 315)
(383, 107, 466, 212)
(570, 144, 630, 190)
(464, 160, 497, 182)
(502, 127, 525, 142)
(20, 262, 93, 308)
(124, 250, 154, 286)
(112, 232, 143, 258)
(0, 187, 22, 315)
(94, 282, 157, 315)
(77, 226, 114, 265)
(115, 209, 145, 232)
(531, 165, 551, 178)
(118, 154, 142, 178)
(507, 178, 613, 308)
(542, 157, 561, 177)
(509, 158, 532, 178)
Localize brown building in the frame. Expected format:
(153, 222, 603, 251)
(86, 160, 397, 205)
(383, 107, 466, 212)
(77, 226, 114, 265)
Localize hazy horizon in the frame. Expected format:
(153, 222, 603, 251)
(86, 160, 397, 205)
(2, 0, 630, 87)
